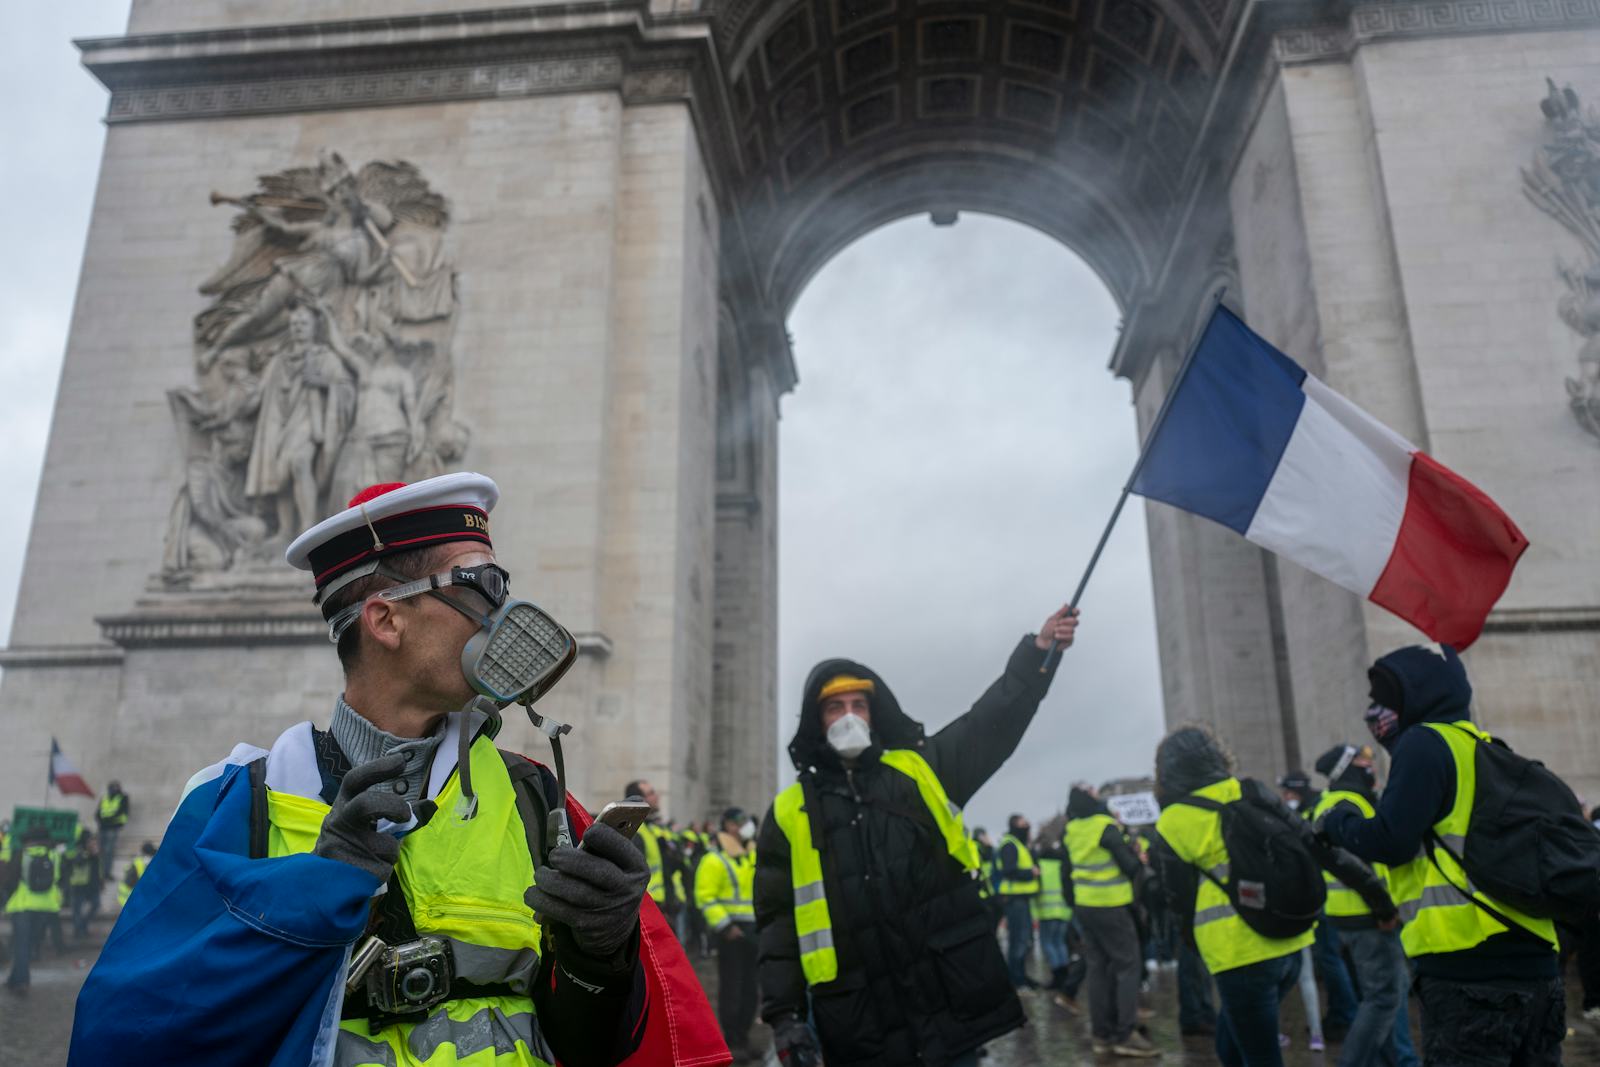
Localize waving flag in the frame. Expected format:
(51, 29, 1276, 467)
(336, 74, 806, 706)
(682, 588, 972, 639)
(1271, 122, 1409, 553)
(1131, 307, 1526, 649)
(50, 737, 94, 798)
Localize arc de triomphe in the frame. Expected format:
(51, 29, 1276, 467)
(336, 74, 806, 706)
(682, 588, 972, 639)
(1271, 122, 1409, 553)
(3, 0, 1599, 855)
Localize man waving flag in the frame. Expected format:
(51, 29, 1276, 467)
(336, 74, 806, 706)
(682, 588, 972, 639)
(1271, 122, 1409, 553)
(1131, 306, 1526, 649)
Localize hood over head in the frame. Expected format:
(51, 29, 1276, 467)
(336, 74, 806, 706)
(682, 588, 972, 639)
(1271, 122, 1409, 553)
(789, 656, 925, 773)
(1066, 785, 1109, 820)
(1154, 723, 1234, 803)
(1369, 644, 1472, 738)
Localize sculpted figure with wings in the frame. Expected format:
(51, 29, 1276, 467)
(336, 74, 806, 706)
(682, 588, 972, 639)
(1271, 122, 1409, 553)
(162, 151, 469, 584)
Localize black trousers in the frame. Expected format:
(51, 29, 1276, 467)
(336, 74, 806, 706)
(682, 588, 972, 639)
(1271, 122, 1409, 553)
(717, 923, 760, 1050)
(1416, 973, 1564, 1067)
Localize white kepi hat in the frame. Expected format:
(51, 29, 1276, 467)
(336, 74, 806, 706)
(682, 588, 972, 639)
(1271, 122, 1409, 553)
(286, 473, 500, 612)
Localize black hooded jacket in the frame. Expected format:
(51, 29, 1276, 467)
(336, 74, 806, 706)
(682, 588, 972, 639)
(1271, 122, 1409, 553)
(1321, 645, 1557, 980)
(754, 637, 1060, 1067)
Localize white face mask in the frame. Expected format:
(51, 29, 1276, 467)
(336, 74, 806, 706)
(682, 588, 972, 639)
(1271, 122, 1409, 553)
(826, 712, 873, 760)
(739, 819, 757, 842)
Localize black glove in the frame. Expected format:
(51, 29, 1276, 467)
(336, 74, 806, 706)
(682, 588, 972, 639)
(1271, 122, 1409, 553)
(524, 822, 649, 962)
(314, 754, 430, 883)
(772, 1015, 821, 1067)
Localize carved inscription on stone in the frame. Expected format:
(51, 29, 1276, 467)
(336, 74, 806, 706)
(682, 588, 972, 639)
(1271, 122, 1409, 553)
(1523, 81, 1600, 444)
(162, 151, 468, 584)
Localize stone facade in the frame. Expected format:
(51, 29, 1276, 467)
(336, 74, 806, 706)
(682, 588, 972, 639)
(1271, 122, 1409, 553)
(5, 0, 1600, 868)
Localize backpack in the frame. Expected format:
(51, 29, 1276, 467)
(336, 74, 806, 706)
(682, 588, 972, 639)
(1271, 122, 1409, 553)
(1426, 724, 1600, 926)
(25, 851, 55, 894)
(1174, 778, 1326, 939)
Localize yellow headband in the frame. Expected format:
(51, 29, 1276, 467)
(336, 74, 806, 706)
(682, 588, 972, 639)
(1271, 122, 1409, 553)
(818, 675, 875, 702)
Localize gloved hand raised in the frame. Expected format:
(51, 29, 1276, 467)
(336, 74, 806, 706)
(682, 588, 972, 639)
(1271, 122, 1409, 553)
(772, 1015, 822, 1067)
(314, 754, 432, 883)
(524, 822, 648, 962)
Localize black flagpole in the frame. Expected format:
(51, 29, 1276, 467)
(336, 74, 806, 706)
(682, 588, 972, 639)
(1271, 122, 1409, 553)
(1039, 290, 1226, 672)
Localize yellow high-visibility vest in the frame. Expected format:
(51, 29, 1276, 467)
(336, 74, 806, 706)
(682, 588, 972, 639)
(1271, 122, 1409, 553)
(6, 846, 60, 914)
(1387, 722, 1558, 960)
(1066, 814, 1134, 908)
(1032, 857, 1072, 921)
(695, 845, 756, 932)
(266, 733, 556, 1066)
(99, 794, 128, 827)
(117, 855, 149, 908)
(997, 834, 1039, 895)
(638, 823, 668, 904)
(771, 749, 977, 986)
(1155, 777, 1314, 974)
(1311, 789, 1385, 918)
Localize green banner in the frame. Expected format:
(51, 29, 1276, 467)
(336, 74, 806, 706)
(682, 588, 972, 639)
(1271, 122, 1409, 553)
(11, 806, 80, 847)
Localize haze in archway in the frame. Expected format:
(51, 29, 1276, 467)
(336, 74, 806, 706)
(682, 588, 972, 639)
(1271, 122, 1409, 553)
(781, 213, 1165, 837)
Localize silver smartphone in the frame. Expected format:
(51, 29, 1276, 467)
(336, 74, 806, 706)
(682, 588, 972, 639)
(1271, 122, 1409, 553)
(583, 800, 653, 846)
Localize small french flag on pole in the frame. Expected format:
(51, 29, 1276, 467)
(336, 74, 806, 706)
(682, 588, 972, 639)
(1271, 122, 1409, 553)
(49, 737, 94, 798)
(1131, 307, 1527, 650)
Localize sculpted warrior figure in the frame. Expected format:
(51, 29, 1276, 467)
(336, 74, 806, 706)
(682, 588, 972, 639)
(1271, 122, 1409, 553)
(161, 150, 466, 581)
(1523, 80, 1600, 442)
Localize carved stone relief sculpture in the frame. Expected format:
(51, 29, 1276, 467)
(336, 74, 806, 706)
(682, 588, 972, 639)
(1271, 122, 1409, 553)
(162, 151, 469, 585)
(1523, 80, 1600, 444)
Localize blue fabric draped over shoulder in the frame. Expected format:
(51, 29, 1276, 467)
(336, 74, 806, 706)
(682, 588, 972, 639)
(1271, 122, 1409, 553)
(68, 756, 381, 1067)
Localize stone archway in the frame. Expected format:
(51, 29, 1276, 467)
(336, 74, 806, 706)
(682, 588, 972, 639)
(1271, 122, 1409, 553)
(4, 0, 1598, 845)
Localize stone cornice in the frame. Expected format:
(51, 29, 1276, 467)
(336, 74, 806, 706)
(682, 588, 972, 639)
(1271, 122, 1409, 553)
(1480, 606, 1600, 634)
(0, 644, 126, 670)
(1272, 0, 1600, 66)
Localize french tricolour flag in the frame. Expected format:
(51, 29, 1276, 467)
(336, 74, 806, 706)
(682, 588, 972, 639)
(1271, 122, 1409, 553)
(1131, 307, 1527, 649)
(50, 737, 94, 798)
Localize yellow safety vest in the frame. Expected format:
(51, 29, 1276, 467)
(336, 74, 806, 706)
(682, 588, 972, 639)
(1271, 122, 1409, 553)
(638, 823, 668, 904)
(1156, 777, 1314, 975)
(117, 855, 149, 908)
(997, 834, 1040, 895)
(976, 846, 995, 900)
(1032, 856, 1073, 921)
(1388, 722, 1559, 960)
(771, 749, 978, 986)
(6, 846, 60, 914)
(266, 734, 556, 1067)
(1311, 789, 1385, 918)
(695, 845, 756, 932)
(66, 846, 95, 888)
(1066, 814, 1134, 908)
(99, 794, 128, 827)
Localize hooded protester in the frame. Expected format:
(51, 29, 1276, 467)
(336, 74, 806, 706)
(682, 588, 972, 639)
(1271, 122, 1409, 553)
(755, 606, 1080, 1067)
(1319, 644, 1564, 1066)
(1151, 724, 1394, 1067)
(1064, 785, 1153, 1057)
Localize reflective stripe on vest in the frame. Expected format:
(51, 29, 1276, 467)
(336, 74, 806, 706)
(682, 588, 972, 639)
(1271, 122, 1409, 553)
(1388, 721, 1559, 959)
(638, 824, 666, 904)
(998, 834, 1039, 895)
(695, 848, 755, 931)
(1310, 789, 1384, 918)
(1154, 777, 1314, 975)
(772, 748, 977, 986)
(1065, 814, 1133, 907)
(1032, 857, 1073, 921)
(265, 732, 555, 1066)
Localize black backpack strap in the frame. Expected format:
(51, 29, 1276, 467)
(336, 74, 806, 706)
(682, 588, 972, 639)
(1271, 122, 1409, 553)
(1422, 831, 1546, 944)
(498, 749, 553, 865)
(246, 756, 269, 861)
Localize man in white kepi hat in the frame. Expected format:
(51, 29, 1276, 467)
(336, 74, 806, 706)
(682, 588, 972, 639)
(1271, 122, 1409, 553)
(70, 473, 652, 1067)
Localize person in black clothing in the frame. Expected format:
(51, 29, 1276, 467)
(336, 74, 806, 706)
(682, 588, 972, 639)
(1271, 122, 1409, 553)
(1319, 644, 1565, 1066)
(996, 813, 1041, 988)
(755, 606, 1080, 1067)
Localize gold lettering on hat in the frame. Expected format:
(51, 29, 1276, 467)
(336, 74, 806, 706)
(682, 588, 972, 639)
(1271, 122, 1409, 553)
(464, 513, 489, 532)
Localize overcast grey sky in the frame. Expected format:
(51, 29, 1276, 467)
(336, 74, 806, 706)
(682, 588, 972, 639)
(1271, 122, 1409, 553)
(0, 3, 1166, 831)
(0, 1, 130, 650)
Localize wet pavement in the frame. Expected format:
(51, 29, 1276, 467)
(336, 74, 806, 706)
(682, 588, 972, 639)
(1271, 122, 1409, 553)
(7, 922, 1600, 1066)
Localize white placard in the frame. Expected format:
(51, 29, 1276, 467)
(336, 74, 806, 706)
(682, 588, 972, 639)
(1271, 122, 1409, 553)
(1105, 791, 1161, 826)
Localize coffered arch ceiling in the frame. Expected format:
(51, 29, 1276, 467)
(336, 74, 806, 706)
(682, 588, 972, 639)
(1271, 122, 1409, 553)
(708, 0, 1241, 317)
